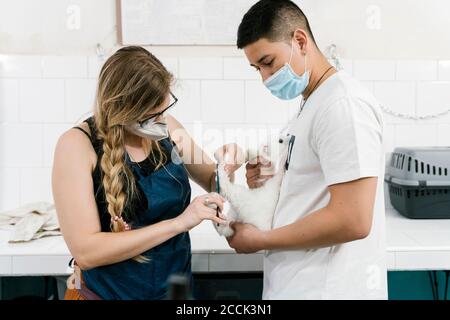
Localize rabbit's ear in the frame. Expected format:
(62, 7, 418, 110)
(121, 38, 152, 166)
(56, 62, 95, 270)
(217, 163, 232, 186)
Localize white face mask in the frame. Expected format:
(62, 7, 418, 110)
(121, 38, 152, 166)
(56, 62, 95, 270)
(125, 118, 169, 141)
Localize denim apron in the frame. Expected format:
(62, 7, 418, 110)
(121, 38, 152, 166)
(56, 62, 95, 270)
(81, 134, 192, 300)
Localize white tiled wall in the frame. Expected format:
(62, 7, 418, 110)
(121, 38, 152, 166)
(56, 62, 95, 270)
(1, 54, 450, 211)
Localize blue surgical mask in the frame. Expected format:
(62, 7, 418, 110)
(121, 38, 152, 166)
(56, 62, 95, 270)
(263, 39, 309, 100)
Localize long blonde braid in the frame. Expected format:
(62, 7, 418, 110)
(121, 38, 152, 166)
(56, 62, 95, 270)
(98, 125, 134, 232)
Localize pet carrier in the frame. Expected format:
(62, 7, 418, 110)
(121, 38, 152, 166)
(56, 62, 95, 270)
(385, 147, 450, 219)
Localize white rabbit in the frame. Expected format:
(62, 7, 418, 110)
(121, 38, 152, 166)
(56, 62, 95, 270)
(213, 134, 290, 237)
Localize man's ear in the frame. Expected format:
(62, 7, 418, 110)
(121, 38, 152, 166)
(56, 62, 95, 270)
(293, 28, 308, 53)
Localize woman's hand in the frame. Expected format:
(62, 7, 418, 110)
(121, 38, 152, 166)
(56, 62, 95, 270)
(214, 143, 246, 175)
(175, 193, 227, 232)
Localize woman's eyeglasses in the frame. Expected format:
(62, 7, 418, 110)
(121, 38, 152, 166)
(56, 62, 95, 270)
(138, 92, 178, 126)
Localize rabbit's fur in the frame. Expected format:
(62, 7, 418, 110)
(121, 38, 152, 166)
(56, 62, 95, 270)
(214, 135, 290, 237)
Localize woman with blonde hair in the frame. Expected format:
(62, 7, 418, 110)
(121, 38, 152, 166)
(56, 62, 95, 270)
(52, 46, 238, 300)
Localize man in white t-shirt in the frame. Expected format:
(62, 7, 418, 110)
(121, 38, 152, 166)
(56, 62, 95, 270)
(226, 0, 387, 299)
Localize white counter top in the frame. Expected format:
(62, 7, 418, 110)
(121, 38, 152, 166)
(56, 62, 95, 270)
(1, 208, 449, 276)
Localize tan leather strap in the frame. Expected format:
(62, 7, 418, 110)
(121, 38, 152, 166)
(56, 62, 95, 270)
(66, 260, 102, 300)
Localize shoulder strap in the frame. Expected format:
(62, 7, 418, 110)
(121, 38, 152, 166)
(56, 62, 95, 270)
(72, 117, 103, 154)
(72, 126, 91, 140)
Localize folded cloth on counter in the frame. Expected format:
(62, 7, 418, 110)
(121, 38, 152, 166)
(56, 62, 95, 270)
(0, 202, 61, 243)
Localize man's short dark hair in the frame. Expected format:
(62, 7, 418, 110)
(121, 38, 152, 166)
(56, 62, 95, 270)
(237, 0, 316, 49)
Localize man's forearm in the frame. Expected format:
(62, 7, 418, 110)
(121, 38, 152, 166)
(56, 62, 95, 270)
(261, 206, 367, 251)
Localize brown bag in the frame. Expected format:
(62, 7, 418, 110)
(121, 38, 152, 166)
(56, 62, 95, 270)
(64, 260, 102, 300)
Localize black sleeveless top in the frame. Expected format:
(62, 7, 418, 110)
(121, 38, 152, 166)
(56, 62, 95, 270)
(74, 117, 171, 230)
